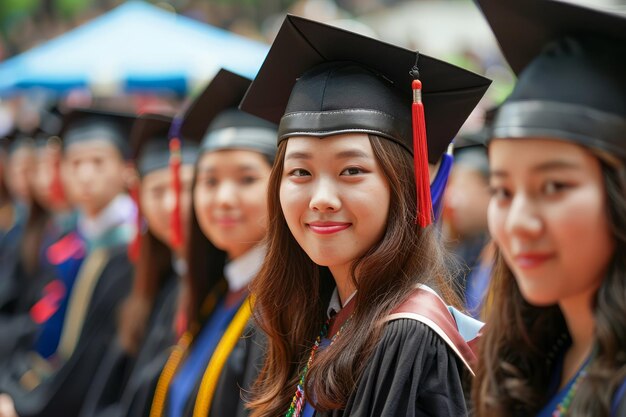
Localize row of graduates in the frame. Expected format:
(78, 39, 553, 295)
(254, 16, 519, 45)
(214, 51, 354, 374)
(0, 0, 626, 416)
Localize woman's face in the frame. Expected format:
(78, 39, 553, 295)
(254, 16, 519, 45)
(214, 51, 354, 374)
(32, 146, 65, 211)
(488, 138, 615, 306)
(62, 140, 131, 218)
(280, 133, 390, 272)
(194, 149, 271, 259)
(7, 147, 36, 203)
(140, 165, 194, 249)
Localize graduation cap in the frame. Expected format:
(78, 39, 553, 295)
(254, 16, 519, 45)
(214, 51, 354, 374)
(60, 108, 137, 159)
(131, 113, 198, 178)
(476, 0, 626, 159)
(178, 68, 278, 163)
(126, 113, 199, 260)
(164, 69, 278, 250)
(239, 14, 490, 226)
(3, 129, 36, 155)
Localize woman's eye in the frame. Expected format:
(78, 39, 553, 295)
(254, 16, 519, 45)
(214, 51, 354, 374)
(340, 167, 364, 176)
(199, 177, 218, 187)
(288, 168, 311, 177)
(543, 181, 570, 195)
(489, 185, 511, 201)
(240, 176, 258, 185)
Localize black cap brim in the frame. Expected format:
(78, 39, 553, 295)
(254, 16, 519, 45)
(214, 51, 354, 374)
(179, 68, 252, 143)
(475, 0, 626, 75)
(240, 14, 491, 162)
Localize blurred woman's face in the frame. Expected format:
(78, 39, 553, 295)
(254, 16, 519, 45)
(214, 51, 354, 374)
(194, 150, 271, 259)
(7, 147, 36, 204)
(61, 140, 131, 218)
(140, 165, 194, 249)
(488, 138, 615, 306)
(32, 145, 66, 211)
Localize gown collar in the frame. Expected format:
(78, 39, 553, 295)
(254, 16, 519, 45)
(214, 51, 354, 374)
(223, 244, 266, 292)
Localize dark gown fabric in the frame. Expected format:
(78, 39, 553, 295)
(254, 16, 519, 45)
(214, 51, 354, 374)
(0, 204, 28, 315)
(313, 319, 468, 417)
(0, 212, 78, 359)
(179, 321, 266, 417)
(79, 273, 180, 417)
(0, 244, 133, 417)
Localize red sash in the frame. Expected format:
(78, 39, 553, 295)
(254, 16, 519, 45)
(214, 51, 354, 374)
(387, 287, 481, 375)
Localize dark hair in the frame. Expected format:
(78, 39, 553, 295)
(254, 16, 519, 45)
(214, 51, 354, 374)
(183, 169, 227, 327)
(248, 135, 460, 417)
(118, 227, 173, 355)
(472, 160, 626, 416)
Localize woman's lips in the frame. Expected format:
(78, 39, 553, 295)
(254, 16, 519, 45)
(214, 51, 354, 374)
(307, 221, 352, 235)
(514, 252, 556, 269)
(215, 217, 240, 227)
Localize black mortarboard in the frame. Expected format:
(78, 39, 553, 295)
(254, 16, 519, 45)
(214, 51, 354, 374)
(3, 129, 36, 154)
(131, 113, 198, 177)
(477, 0, 626, 159)
(60, 108, 137, 159)
(239, 14, 490, 227)
(178, 68, 278, 163)
(239, 14, 490, 163)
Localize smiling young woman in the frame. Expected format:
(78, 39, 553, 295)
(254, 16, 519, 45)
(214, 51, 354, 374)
(471, 1, 626, 416)
(239, 15, 490, 417)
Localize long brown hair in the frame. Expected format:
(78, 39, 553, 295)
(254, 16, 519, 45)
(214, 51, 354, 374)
(472, 160, 626, 417)
(248, 135, 460, 416)
(118, 227, 173, 355)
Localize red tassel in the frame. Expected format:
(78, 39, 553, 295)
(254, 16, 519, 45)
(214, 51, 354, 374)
(169, 137, 183, 250)
(49, 152, 66, 207)
(412, 79, 433, 228)
(129, 182, 141, 263)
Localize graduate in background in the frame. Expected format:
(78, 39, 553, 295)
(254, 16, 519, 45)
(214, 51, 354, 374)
(0, 131, 34, 317)
(79, 113, 197, 417)
(0, 116, 77, 359)
(0, 108, 137, 417)
(444, 123, 493, 318)
(471, 1, 626, 416)
(148, 68, 276, 417)
(239, 15, 488, 417)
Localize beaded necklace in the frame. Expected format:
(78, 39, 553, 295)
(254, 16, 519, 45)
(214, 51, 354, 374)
(285, 317, 351, 417)
(551, 361, 590, 417)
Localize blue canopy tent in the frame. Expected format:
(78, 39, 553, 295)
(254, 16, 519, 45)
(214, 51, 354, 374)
(0, 2, 269, 96)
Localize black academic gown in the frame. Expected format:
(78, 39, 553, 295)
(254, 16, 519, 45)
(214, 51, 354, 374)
(0, 244, 133, 417)
(320, 319, 468, 417)
(179, 321, 266, 417)
(0, 213, 78, 359)
(0, 205, 27, 315)
(79, 273, 180, 417)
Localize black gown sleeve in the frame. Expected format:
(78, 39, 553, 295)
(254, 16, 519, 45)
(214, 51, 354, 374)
(79, 275, 179, 417)
(328, 319, 468, 417)
(116, 278, 179, 417)
(0, 247, 133, 417)
(77, 340, 134, 417)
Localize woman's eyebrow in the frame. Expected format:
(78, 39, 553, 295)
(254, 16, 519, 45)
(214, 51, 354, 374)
(335, 149, 370, 160)
(285, 151, 311, 161)
(531, 160, 581, 173)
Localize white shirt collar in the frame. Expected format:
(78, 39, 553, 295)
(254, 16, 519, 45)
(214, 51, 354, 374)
(224, 244, 266, 292)
(78, 194, 136, 241)
(327, 287, 357, 318)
